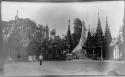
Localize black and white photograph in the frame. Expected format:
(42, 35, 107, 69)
(0, 0, 125, 76)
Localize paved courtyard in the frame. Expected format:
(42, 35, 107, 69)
(3, 59, 125, 76)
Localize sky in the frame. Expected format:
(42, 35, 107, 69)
(1, 1, 124, 38)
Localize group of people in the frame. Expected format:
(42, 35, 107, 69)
(28, 54, 43, 66)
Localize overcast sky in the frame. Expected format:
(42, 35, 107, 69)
(1, 1, 124, 38)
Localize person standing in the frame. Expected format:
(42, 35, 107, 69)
(39, 54, 43, 66)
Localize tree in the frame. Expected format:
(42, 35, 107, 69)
(72, 18, 82, 48)
(2, 18, 39, 60)
(24, 18, 40, 56)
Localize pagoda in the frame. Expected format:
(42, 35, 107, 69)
(104, 17, 113, 59)
(65, 19, 73, 53)
(85, 13, 105, 60)
(94, 13, 104, 59)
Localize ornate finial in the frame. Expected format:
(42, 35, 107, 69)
(106, 16, 107, 23)
(106, 16, 108, 26)
(82, 19, 87, 31)
(17, 10, 18, 16)
(82, 19, 85, 25)
(68, 19, 70, 25)
(97, 12, 101, 26)
(98, 12, 100, 22)
(106, 16, 110, 29)
(68, 18, 70, 29)
(96, 12, 102, 32)
(15, 9, 19, 20)
(123, 17, 125, 24)
(88, 25, 90, 32)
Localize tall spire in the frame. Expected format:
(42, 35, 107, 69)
(105, 16, 109, 33)
(66, 18, 73, 53)
(96, 12, 102, 33)
(67, 18, 71, 35)
(106, 16, 108, 27)
(105, 16, 112, 44)
(68, 19, 71, 33)
(15, 10, 19, 20)
(98, 12, 101, 26)
(68, 19, 70, 28)
(105, 16, 111, 33)
(88, 25, 90, 32)
(87, 25, 91, 39)
(17, 10, 18, 16)
(123, 17, 125, 25)
(82, 20, 87, 31)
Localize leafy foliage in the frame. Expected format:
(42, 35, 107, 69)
(72, 18, 82, 48)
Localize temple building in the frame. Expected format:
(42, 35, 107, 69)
(83, 14, 113, 60)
